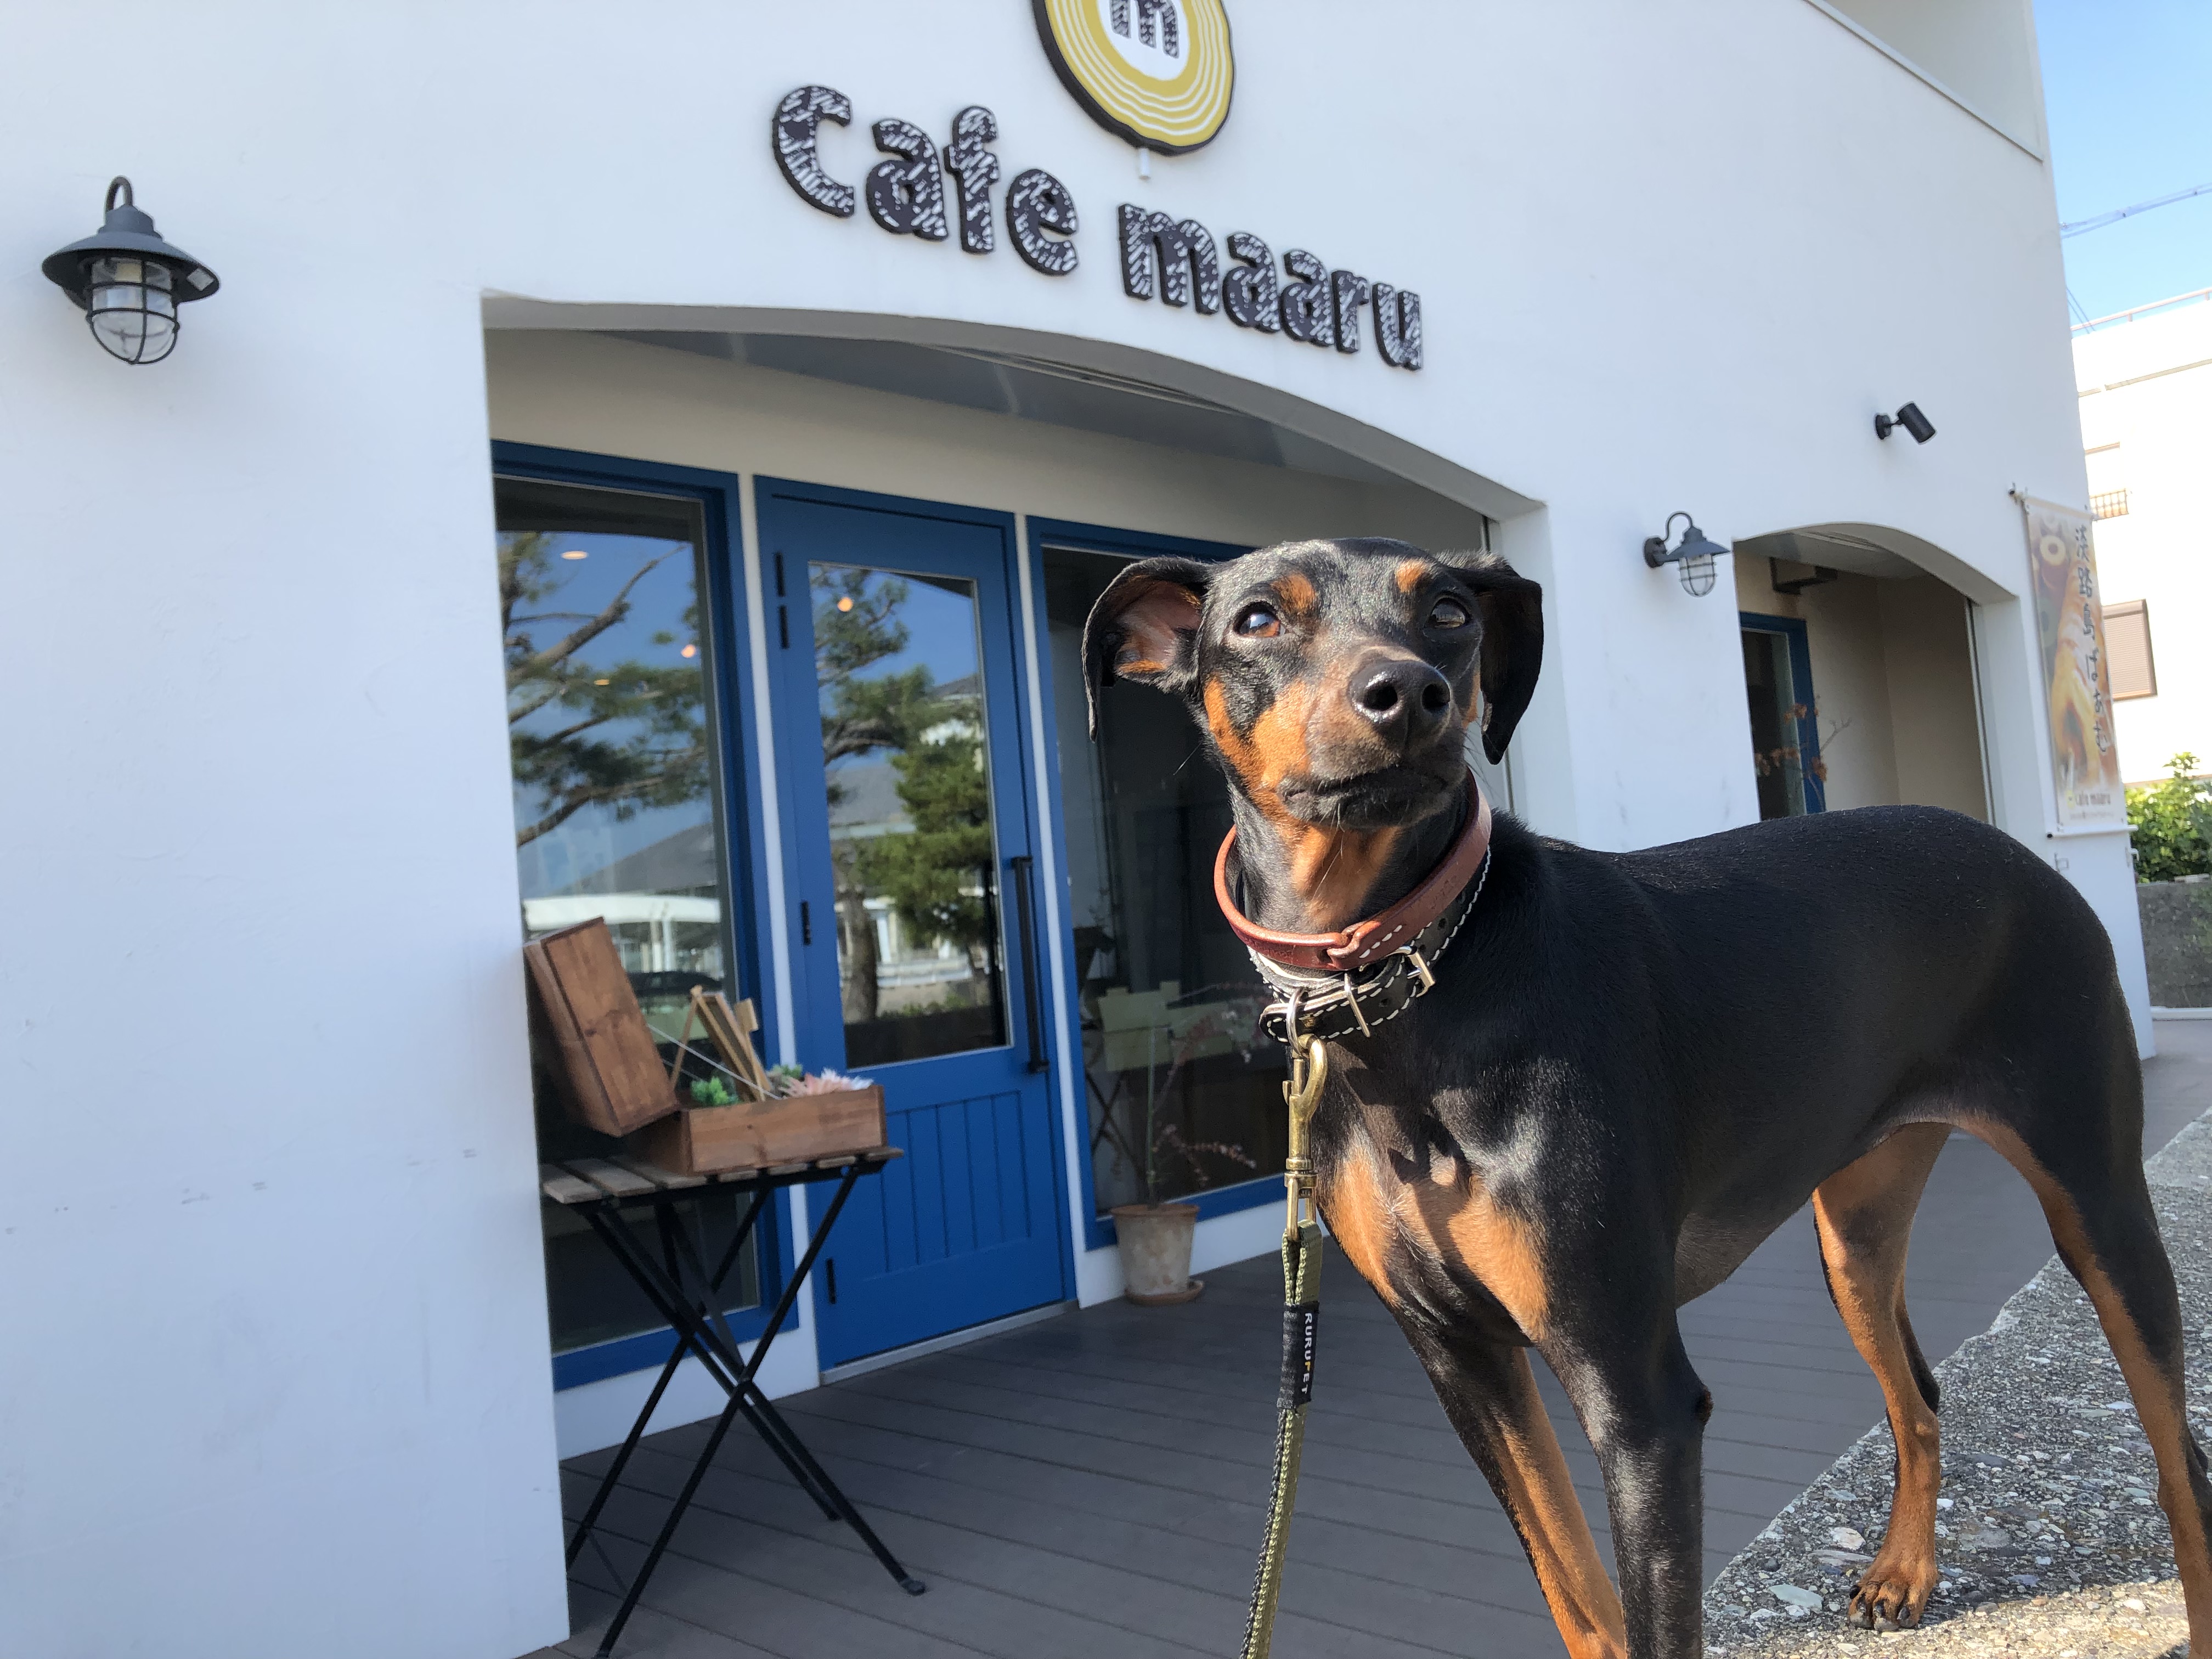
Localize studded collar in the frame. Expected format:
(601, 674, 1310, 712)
(1214, 773, 1493, 1045)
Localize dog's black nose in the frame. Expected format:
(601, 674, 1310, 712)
(1351, 657, 1452, 741)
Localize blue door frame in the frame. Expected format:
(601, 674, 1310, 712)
(1740, 610, 1826, 815)
(758, 478, 1073, 1368)
(493, 441, 799, 1391)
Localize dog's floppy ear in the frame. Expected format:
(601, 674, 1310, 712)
(1448, 552, 1543, 764)
(1081, 557, 1212, 737)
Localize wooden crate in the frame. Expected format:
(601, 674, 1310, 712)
(523, 917, 678, 1137)
(630, 1087, 886, 1176)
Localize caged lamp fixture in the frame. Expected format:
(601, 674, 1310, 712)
(42, 178, 219, 365)
(1642, 512, 1728, 596)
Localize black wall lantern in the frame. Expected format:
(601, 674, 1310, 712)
(1875, 402, 1936, 443)
(42, 178, 219, 365)
(1643, 512, 1728, 597)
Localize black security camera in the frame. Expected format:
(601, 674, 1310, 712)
(1875, 402, 1936, 443)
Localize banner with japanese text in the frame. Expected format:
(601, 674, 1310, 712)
(2022, 495, 2126, 827)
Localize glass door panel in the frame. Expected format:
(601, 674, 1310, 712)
(811, 563, 1009, 1068)
(494, 472, 759, 1358)
(1041, 543, 1289, 1216)
(1743, 625, 1808, 820)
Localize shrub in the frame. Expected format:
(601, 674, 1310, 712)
(2128, 753, 2212, 883)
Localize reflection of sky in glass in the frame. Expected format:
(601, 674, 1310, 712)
(817, 569, 981, 783)
(510, 529, 708, 898)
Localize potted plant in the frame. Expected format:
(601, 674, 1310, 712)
(1110, 1000, 1256, 1305)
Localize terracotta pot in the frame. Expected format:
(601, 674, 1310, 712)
(1110, 1202, 1203, 1305)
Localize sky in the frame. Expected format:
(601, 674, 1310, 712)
(2036, 0, 2212, 324)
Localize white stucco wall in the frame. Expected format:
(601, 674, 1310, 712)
(487, 334, 1489, 558)
(0, 4, 2141, 1655)
(1880, 577, 1991, 820)
(1816, 0, 2045, 150)
(1815, 580, 1910, 812)
(2074, 302, 2212, 785)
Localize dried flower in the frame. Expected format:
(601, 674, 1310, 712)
(790, 1069, 874, 1095)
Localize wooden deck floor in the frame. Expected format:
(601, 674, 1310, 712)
(533, 1019, 2212, 1659)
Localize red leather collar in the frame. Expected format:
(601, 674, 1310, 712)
(1214, 774, 1492, 973)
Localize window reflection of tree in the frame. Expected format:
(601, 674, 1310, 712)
(811, 567, 998, 1042)
(500, 529, 709, 849)
(499, 509, 757, 1355)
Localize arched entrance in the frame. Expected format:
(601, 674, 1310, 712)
(487, 319, 1534, 1404)
(1731, 524, 1991, 823)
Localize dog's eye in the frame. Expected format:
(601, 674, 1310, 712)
(1233, 603, 1281, 638)
(1427, 596, 1471, 629)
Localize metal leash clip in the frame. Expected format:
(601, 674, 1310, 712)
(1279, 992, 1328, 1234)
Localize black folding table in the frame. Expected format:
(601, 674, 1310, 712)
(539, 1148, 923, 1658)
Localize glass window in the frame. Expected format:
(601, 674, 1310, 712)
(2103, 599, 2155, 699)
(809, 563, 1009, 1069)
(495, 473, 758, 1356)
(1043, 544, 1288, 1214)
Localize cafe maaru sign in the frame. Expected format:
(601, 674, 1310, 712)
(770, 0, 1424, 371)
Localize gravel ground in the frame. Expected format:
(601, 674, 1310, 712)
(1703, 1110, 2212, 1657)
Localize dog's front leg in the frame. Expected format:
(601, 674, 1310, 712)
(1400, 1321, 1627, 1659)
(1543, 1319, 1712, 1659)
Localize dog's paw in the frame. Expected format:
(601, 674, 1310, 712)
(1845, 1553, 1936, 1631)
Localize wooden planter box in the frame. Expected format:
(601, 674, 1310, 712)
(523, 917, 678, 1137)
(630, 1086, 887, 1176)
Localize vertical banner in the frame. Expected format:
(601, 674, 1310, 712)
(2021, 495, 2126, 827)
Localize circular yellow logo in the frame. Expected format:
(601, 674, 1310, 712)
(1034, 0, 1234, 154)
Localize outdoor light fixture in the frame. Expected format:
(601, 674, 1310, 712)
(1875, 402, 1936, 443)
(1642, 512, 1727, 597)
(42, 178, 219, 365)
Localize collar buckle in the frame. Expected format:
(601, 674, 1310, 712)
(1339, 973, 1374, 1036)
(1401, 946, 1436, 994)
(1251, 844, 1491, 1050)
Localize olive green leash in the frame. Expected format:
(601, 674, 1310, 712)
(1240, 1030, 1329, 1659)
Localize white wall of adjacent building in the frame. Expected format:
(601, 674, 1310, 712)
(2074, 299, 2212, 784)
(0, 4, 2146, 1656)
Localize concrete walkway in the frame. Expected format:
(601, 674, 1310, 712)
(534, 1019, 2212, 1659)
(1707, 1064, 2212, 1653)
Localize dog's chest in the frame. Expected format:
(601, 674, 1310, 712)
(1318, 1127, 1552, 1345)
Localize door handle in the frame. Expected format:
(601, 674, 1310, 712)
(1008, 855, 1049, 1073)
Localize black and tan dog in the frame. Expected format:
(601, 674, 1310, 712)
(1083, 537, 2210, 1659)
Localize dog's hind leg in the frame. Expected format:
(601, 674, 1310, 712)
(1401, 1324, 1628, 1659)
(1970, 1111, 2212, 1656)
(1809, 1122, 1949, 1629)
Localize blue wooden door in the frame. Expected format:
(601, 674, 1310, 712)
(759, 480, 1067, 1368)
